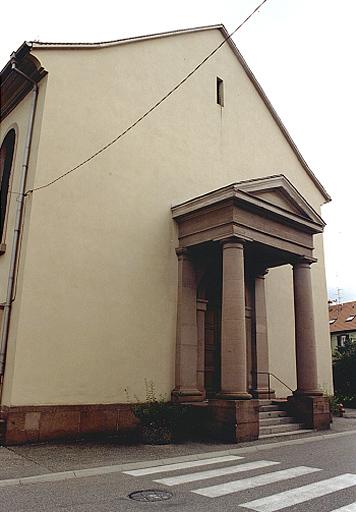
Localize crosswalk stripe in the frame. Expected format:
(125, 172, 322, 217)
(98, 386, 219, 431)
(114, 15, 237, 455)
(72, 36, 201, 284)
(192, 466, 321, 498)
(240, 474, 356, 512)
(122, 455, 243, 476)
(330, 504, 356, 512)
(154, 460, 280, 486)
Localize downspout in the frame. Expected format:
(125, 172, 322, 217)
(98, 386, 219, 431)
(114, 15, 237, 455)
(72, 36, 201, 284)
(0, 57, 39, 401)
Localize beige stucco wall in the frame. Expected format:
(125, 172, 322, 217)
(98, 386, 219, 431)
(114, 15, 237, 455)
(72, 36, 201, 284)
(1, 28, 332, 406)
(266, 266, 296, 397)
(0, 85, 47, 403)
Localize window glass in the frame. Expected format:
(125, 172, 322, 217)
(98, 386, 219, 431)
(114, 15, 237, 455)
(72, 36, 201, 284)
(0, 129, 16, 242)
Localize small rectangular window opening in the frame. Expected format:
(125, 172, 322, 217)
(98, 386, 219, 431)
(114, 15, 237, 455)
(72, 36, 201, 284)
(217, 77, 224, 107)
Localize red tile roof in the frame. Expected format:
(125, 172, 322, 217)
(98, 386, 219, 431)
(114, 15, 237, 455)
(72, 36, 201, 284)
(329, 301, 356, 333)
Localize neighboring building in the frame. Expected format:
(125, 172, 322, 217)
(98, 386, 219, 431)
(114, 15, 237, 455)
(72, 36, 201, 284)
(0, 25, 333, 445)
(329, 301, 356, 351)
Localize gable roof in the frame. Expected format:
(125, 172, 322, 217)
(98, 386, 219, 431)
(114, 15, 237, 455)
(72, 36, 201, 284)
(1, 24, 330, 202)
(329, 301, 356, 333)
(28, 24, 223, 48)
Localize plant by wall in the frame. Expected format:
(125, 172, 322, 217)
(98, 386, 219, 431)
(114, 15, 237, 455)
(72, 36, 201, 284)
(333, 339, 356, 407)
(131, 381, 191, 444)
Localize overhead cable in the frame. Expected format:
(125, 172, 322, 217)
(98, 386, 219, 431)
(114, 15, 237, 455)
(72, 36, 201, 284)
(26, 0, 268, 194)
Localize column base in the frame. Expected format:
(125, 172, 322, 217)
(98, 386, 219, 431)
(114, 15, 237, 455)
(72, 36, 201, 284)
(206, 399, 259, 442)
(171, 389, 204, 403)
(293, 389, 323, 397)
(251, 388, 276, 400)
(217, 391, 252, 400)
(287, 395, 331, 430)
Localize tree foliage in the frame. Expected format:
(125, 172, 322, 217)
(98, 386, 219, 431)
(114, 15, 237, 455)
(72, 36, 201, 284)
(333, 339, 356, 406)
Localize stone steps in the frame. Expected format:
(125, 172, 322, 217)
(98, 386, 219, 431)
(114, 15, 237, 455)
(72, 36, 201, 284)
(260, 416, 295, 426)
(259, 410, 289, 419)
(259, 428, 312, 439)
(258, 400, 312, 439)
(259, 422, 305, 435)
(259, 404, 284, 412)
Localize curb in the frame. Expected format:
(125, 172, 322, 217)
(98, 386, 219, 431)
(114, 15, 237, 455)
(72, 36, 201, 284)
(1, 428, 356, 488)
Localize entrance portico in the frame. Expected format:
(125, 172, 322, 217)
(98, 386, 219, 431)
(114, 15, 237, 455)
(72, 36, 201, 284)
(171, 175, 330, 440)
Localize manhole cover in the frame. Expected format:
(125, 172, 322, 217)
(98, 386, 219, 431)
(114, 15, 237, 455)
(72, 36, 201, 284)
(128, 489, 173, 502)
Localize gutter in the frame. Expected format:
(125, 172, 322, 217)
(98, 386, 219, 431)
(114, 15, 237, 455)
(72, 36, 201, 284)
(0, 57, 39, 390)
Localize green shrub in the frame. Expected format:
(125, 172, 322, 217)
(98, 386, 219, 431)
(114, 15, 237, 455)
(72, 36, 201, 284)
(131, 381, 191, 444)
(333, 339, 356, 408)
(334, 394, 356, 408)
(327, 394, 342, 415)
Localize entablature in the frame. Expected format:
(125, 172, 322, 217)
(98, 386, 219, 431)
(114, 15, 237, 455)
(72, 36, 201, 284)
(172, 175, 325, 259)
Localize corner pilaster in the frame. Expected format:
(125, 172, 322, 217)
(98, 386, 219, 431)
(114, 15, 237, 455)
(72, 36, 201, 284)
(172, 248, 203, 402)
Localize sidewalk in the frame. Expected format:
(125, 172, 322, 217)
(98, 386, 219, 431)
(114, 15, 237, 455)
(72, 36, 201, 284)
(1, 415, 355, 484)
(345, 407, 356, 419)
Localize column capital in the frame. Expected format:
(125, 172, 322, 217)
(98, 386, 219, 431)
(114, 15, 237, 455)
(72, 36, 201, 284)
(196, 298, 208, 312)
(175, 246, 191, 260)
(255, 268, 269, 279)
(220, 236, 247, 249)
(293, 255, 317, 268)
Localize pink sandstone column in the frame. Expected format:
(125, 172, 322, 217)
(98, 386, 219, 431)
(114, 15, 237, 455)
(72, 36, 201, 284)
(254, 270, 273, 398)
(220, 238, 252, 400)
(196, 299, 208, 397)
(293, 259, 322, 396)
(172, 248, 203, 402)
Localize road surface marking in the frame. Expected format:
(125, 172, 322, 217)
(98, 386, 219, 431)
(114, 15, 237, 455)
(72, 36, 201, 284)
(240, 474, 356, 511)
(330, 504, 356, 512)
(192, 466, 321, 498)
(154, 460, 280, 486)
(123, 455, 242, 476)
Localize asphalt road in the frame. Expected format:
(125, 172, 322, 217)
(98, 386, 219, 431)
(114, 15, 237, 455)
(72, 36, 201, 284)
(1, 434, 355, 512)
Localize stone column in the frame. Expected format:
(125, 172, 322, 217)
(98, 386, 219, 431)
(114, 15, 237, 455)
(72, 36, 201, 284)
(293, 259, 322, 396)
(253, 270, 274, 398)
(219, 238, 251, 400)
(196, 299, 208, 398)
(172, 248, 203, 402)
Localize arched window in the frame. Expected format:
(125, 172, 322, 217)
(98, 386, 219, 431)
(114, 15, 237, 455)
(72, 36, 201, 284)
(0, 129, 16, 242)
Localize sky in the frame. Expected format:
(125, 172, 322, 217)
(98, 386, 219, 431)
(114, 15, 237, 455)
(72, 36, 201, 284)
(1, 0, 355, 302)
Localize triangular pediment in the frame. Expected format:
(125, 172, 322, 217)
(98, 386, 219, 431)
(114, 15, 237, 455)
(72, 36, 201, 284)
(236, 174, 325, 227)
(172, 174, 325, 250)
(249, 189, 304, 216)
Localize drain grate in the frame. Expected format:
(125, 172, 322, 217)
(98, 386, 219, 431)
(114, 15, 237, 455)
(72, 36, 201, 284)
(128, 489, 173, 502)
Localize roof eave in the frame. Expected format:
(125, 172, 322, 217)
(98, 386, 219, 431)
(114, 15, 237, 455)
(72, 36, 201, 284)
(2, 24, 332, 202)
(29, 24, 225, 49)
(0, 42, 47, 120)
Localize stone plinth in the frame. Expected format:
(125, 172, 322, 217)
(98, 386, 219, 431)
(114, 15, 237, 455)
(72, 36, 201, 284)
(287, 395, 331, 430)
(0, 404, 140, 445)
(206, 399, 259, 443)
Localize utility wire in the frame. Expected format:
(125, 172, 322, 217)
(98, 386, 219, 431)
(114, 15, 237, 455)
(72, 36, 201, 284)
(26, 0, 268, 195)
